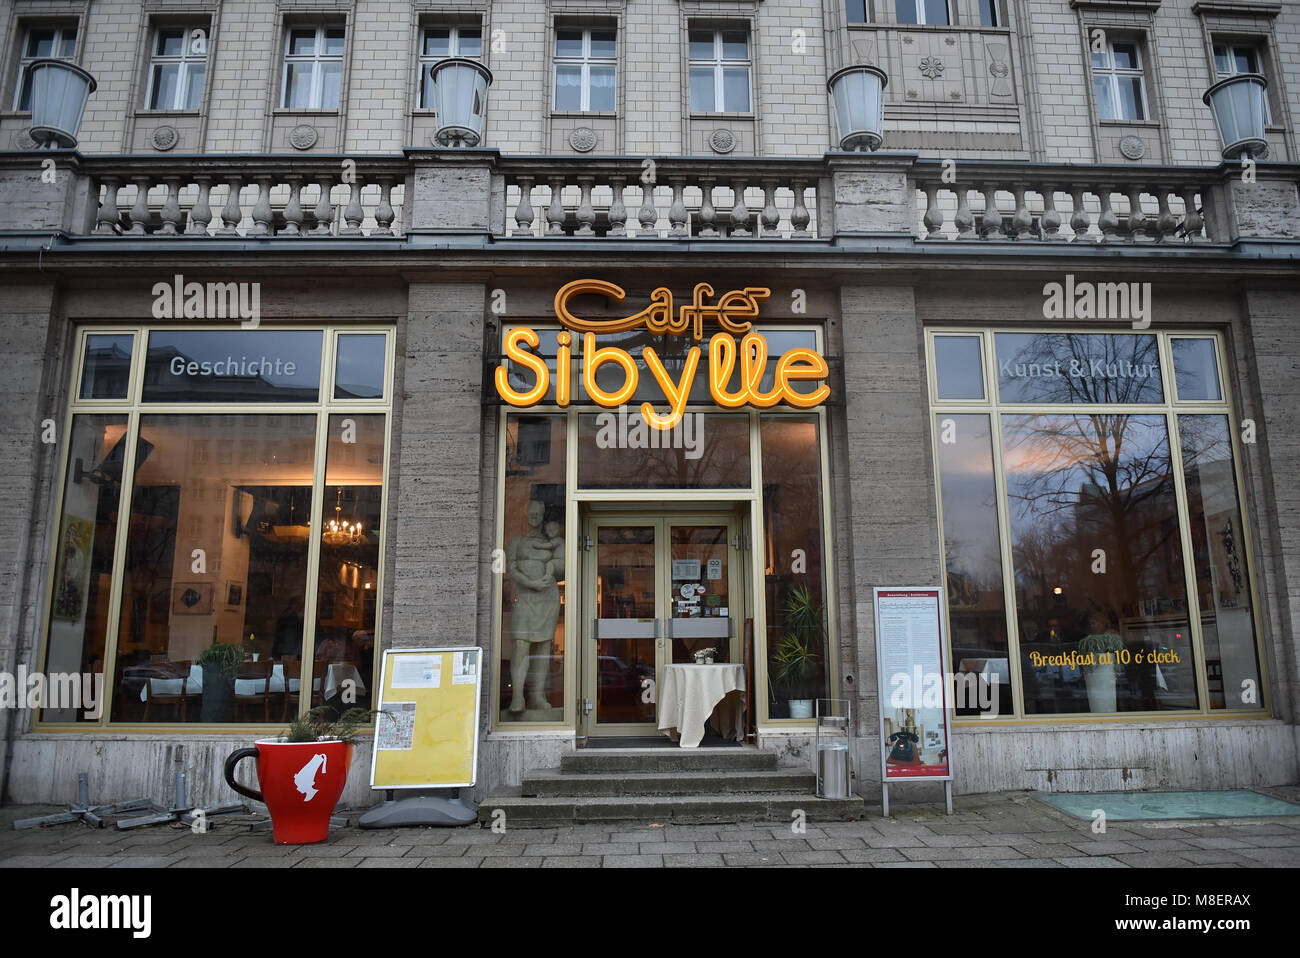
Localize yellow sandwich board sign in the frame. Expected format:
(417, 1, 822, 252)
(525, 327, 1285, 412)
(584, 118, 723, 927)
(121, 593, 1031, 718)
(369, 647, 482, 789)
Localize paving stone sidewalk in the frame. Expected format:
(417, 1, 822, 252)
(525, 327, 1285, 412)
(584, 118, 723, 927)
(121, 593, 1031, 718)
(2, 789, 1298, 868)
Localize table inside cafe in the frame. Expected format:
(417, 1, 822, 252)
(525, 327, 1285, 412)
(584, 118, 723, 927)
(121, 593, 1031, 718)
(138, 662, 366, 702)
(658, 663, 746, 748)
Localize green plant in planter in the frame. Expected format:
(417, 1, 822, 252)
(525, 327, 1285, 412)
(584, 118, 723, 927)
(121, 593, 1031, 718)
(282, 706, 384, 744)
(772, 582, 826, 703)
(1078, 631, 1125, 674)
(198, 642, 242, 677)
(197, 642, 243, 722)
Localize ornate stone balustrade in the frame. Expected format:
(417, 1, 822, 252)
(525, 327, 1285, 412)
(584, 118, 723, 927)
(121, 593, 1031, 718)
(80, 155, 409, 237)
(493, 157, 828, 239)
(1, 149, 1295, 246)
(909, 160, 1228, 243)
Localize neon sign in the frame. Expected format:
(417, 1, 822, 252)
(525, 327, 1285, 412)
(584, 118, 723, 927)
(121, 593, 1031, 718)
(494, 280, 830, 430)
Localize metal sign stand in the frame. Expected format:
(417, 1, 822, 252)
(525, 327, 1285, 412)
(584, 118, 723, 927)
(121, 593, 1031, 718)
(12, 773, 154, 830)
(881, 780, 953, 818)
(115, 771, 244, 831)
(872, 587, 957, 819)
(358, 788, 477, 828)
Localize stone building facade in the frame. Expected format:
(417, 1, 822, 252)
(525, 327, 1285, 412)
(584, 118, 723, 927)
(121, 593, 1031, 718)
(0, 0, 1297, 810)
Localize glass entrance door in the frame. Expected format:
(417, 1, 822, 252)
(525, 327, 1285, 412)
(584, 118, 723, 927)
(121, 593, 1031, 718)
(590, 523, 659, 732)
(583, 513, 742, 736)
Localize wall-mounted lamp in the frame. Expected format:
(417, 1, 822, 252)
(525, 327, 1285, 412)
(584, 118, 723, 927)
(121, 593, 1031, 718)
(1202, 73, 1269, 160)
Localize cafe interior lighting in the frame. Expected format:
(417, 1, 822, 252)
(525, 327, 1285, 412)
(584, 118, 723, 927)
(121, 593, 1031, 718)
(323, 489, 363, 547)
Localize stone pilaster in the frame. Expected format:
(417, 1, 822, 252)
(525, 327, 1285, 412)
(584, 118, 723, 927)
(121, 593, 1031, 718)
(1238, 288, 1300, 728)
(389, 283, 487, 645)
(836, 284, 941, 787)
(0, 283, 63, 803)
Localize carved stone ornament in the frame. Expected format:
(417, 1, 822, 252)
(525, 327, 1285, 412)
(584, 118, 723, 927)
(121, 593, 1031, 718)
(919, 56, 945, 79)
(986, 42, 1012, 97)
(1119, 135, 1146, 160)
(150, 125, 179, 151)
(12, 128, 39, 151)
(709, 128, 736, 154)
(289, 124, 319, 150)
(569, 126, 597, 152)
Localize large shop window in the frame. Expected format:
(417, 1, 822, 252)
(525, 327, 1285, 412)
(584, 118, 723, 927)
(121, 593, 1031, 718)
(494, 325, 836, 726)
(930, 330, 1265, 718)
(498, 414, 568, 721)
(40, 327, 391, 726)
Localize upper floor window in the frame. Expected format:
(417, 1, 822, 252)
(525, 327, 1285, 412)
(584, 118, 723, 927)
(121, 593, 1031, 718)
(282, 24, 345, 110)
(553, 26, 616, 112)
(980, 0, 999, 27)
(688, 28, 751, 114)
(846, 0, 869, 23)
(1214, 42, 1270, 123)
(419, 24, 482, 109)
(896, 0, 949, 25)
(1091, 39, 1147, 121)
(146, 26, 208, 110)
(14, 24, 77, 111)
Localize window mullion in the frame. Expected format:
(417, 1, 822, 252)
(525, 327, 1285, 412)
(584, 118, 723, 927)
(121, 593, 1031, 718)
(95, 408, 143, 728)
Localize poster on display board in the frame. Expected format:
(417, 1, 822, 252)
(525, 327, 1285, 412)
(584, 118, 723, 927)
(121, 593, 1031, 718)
(369, 647, 482, 790)
(873, 588, 953, 783)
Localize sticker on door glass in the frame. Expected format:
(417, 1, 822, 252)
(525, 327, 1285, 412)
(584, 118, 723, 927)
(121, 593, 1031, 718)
(672, 559, 701, 580)
(706, 558, 723, 580)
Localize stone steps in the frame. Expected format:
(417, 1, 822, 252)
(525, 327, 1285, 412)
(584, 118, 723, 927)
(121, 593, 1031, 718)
(477, 747, 865, 827)
(523, 768, 816, 797)
(559, 747, 778, 774)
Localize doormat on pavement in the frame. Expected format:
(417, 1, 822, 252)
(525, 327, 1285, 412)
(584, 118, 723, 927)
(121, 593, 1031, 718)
(1038, 789, 1300, 821)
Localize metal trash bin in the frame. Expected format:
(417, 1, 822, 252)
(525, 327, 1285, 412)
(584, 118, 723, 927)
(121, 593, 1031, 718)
(815, 699, 852, 799)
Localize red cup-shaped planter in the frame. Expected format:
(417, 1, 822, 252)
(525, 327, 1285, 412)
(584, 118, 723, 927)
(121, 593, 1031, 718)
(224, 739, 354, 844)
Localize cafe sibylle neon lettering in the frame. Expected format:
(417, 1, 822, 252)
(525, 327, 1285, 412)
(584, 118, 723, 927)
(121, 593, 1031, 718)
(494, 280, 831, 430)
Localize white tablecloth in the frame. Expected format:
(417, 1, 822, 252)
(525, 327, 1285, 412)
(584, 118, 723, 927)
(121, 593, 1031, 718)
(658, 663, 746, 748)
(139, 663, 366, 701)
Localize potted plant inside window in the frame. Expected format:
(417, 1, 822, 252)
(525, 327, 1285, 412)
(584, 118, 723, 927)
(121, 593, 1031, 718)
(197, 642, 242, 722)
(772, 582, 826, 719)
(1078, 610, 1125, 713)
(223, 706, 376, 845)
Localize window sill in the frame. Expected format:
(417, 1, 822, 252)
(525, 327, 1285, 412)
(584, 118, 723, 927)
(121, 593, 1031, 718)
(689, 112, 755, 120)
(1098, 118, 1161, 127)
(0, 111, 33, 120)
(855, 21, 992, 29)
(272, 108, 342, 116)
(550, 111, 617, 119)
(135, 109, 202, 117)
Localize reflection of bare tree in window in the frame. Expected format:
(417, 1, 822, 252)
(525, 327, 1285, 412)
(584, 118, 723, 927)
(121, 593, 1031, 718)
(1005, 412, 1182, 621)
(999, 333, 1162, 405)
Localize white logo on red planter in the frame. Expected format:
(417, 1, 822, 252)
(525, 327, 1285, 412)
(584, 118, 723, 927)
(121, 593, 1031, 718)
(294, 753, 328, 802)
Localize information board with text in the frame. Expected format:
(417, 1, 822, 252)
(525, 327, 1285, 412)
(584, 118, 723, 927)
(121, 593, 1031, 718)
(369, 647, 482, 789)
(873, 588, 953, 782)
